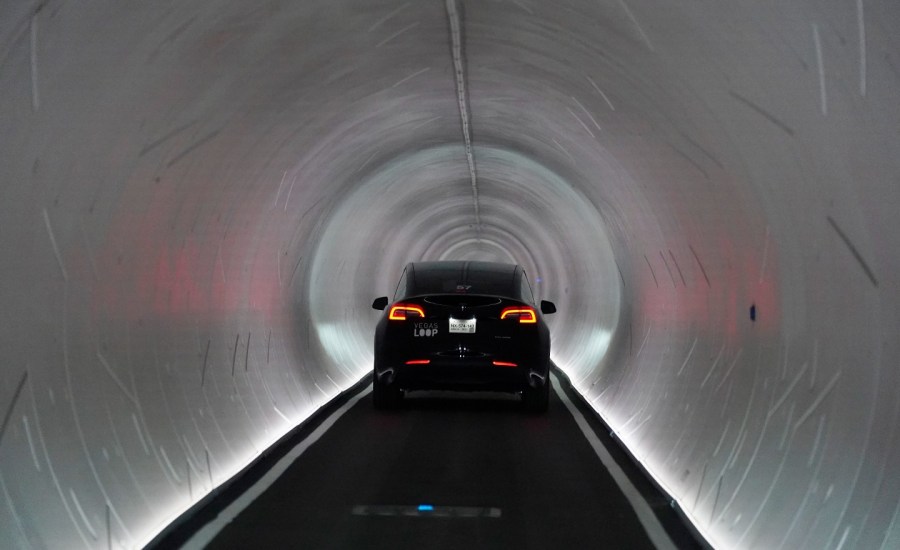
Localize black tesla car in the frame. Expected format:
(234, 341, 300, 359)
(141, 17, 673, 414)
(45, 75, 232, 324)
(371, 261, 556, 412)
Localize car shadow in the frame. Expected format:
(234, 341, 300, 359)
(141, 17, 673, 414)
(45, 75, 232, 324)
(394, 390, 524, 413)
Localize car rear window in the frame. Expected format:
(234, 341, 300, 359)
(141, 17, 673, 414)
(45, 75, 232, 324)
(407, 262, 518, 298)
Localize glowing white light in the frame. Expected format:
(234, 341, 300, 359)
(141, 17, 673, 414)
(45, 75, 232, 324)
(314, 323, 372, 376)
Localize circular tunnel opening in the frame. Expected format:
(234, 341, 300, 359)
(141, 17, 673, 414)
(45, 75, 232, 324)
(2, 1, 896, 548)
(307, 144, 622, 383)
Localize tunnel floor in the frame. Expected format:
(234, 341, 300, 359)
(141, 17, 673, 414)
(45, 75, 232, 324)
(165, 373, 703, 549)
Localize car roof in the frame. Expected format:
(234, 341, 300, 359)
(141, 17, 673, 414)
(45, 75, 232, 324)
(411, 260, 517, 276)
(405, 261, 520, 298)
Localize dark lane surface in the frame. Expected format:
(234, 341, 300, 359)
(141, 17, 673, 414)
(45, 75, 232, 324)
(207, 386, 658, 550)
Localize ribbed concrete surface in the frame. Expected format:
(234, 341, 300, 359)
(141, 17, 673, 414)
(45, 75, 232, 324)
(0, 1, 898, 548)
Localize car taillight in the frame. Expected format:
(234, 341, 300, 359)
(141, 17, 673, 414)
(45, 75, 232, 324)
(500, 306, 537, 324)
(492, 361, 518, 367)
(388, 304, 425, 321)
(406, 359, 431, 365)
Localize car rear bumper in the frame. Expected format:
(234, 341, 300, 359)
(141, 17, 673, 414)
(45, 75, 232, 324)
(376, 358, 548, 393)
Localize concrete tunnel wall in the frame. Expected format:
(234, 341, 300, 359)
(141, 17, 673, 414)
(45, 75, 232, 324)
(1, 1, 898, 548)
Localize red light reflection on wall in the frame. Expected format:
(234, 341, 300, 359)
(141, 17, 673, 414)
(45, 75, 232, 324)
(635, 236, 780, 343)
(89, 170, 284, 320)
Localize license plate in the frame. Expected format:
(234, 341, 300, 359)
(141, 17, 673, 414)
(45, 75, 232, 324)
(449, 318, 476, 334)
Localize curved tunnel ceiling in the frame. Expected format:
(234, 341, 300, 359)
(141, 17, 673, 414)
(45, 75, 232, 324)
(1, 1, 898, 548)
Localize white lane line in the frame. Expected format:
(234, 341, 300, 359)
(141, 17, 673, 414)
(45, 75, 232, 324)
(182, 384, 372, 549)
(552, 373, 676, 550)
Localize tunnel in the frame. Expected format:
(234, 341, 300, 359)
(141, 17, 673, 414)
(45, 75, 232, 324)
(1, 0, 898, 548)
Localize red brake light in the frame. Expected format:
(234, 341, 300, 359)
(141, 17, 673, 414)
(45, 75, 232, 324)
(500, 306, 537, 324)
(389, 304, 425, 321)
(406, 359, 431, 365)
(492, 361, 518, 367)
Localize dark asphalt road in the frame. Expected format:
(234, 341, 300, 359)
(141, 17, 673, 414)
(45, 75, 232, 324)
(202, 381, 674, 550)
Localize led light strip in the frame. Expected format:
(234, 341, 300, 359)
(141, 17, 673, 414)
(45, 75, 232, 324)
(551, 373, 677, 550)
(180, 385, 372, 549)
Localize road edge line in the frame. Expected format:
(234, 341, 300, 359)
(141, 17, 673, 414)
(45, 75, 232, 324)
(174, 382, 372, 549)
(552, 371, 677, 550)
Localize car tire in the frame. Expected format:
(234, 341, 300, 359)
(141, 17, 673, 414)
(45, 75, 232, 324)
(523, 377, 550, 413)
(373, 373, 402, 410)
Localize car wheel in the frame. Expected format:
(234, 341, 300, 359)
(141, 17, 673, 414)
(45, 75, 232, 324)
(523, 377, 550, 414)
(373, 373, 402, 410)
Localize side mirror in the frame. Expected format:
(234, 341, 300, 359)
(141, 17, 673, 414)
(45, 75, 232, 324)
(540, 300, 557, 315)
(372, 297, 389, 311)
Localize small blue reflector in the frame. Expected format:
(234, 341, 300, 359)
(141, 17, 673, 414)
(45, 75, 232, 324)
(418, 504, 434, 512)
